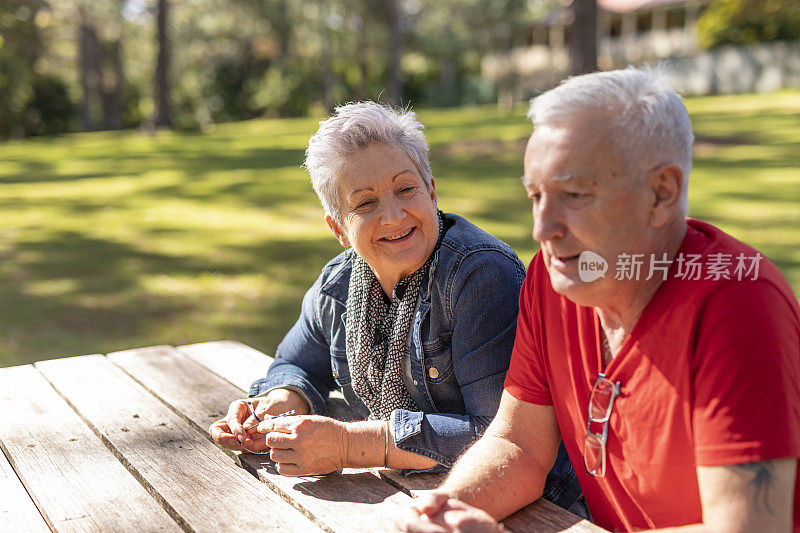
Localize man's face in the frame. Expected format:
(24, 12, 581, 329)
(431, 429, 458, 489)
(522, 120, 656, 307)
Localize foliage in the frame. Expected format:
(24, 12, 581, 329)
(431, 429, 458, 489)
(0, 0, 541, 136)
(697, 0, 800, 48)
(0, 92, 798, 366)
(22, 74, 75, 135)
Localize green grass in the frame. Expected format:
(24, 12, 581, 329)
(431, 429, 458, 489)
(1, 92, 799, 367)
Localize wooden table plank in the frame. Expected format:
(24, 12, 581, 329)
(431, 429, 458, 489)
(177, 341, 362, 422)
(0, 447, 50, 532)
(177, 342, 605, 532)
(115, 344, 414, 532)
(178, 341, 269, 392)
(35, 355, 319, 533)
(0, 364, 181, 532)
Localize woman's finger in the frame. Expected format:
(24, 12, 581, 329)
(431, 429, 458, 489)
(269, 448, 298, 464)
(225, 400, 249, 440)
(256, 416, 295, 433)
(209, 419, 239, 449)
(274, 462, 302, 476)
(264, 431, 297, 449)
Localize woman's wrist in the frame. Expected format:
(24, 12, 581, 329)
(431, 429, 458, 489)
(342, 420, 386, 468)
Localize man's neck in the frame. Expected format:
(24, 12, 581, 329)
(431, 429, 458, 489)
(596, 218, 687, 363)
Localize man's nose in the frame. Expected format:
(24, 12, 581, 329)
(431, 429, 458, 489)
(531, 195, 565, 243)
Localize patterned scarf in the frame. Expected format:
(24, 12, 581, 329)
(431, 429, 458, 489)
(345, 215, 443, 420)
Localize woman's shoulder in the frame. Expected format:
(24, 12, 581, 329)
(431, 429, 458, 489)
(439, 212, 522, 264)
(316, 251, 352, 305)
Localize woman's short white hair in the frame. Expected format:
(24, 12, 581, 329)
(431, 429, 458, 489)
(304, 101, 433, 223)
(528, 67, 694, 214)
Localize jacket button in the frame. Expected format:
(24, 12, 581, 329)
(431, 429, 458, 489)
(332, 368, 339, 379)
(428, 367, 439, 379)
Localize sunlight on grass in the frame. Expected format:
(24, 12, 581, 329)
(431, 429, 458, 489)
(1, 92, 799, 366)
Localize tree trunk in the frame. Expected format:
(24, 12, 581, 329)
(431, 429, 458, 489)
(387, 0, 404, 106)
(570, 0, 598, 76)
(78, 9, 101, 132)
(154, 0, 172, 128)
(108, 37, 125, 130)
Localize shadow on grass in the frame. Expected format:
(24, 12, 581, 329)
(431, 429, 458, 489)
(0, 229, 342, 367)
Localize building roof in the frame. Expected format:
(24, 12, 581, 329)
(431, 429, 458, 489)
(598, 0, 689, 14)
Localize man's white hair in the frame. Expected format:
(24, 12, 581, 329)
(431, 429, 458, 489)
(528, 67, 694, 214)
(304, 101, 433, 223)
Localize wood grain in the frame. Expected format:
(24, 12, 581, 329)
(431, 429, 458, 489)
(178, 341, 270, 392)
(119, 344, 415, 532)
(0, 364, 180, 532)
(178, 341, 607, 532)
(177, 341, 363, 422)
(503, 499, 604, 532)
(0, 446, 50, 532)
(35, 355, 319, 533)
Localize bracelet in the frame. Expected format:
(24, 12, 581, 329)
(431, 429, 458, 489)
(383, 421, 390, 468)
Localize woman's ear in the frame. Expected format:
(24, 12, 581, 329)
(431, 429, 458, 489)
(325, 215, 350, 248)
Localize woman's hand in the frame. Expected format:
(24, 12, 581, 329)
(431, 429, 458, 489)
(209, 388, 310, 451)
(256, 415, 349, 476)
(398, 491, 504, 533)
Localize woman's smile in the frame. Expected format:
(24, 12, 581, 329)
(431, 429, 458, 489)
(381, 227, 415, 242)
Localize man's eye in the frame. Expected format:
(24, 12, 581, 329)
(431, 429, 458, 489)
(398, 186, 415, 195)
(356, 200, 375, 210)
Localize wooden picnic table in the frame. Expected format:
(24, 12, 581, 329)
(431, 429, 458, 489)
(0, 341, 605, 532)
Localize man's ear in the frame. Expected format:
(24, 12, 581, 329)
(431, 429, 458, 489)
(428, 176, 437, 204)
(649, 164, 683, 227)
(325, 215, 350, 248)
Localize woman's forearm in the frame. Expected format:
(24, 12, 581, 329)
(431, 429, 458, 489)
(343, 420, 438, 470)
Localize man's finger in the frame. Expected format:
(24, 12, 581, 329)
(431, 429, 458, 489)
(411, 491, 450, 517)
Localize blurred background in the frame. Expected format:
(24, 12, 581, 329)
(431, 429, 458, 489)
(1, 0, 798, 366)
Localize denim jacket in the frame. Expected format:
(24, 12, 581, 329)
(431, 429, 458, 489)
(250, 212, 582, 510)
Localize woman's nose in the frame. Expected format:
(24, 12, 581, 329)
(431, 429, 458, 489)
(379, 197, 404, 225)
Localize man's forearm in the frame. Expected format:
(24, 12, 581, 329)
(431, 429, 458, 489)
(439, 431, 549, 521)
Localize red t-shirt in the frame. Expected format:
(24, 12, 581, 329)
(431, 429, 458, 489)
(505, 219, 800, 531)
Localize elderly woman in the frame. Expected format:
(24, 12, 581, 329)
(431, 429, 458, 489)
(209, 101, 580, 510)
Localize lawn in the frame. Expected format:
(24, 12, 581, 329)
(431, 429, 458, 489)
(1, 91, 799, 367)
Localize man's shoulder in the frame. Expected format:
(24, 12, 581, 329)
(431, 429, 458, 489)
(681, 218, 797, 308)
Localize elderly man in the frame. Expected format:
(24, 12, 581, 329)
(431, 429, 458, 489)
(402, 68, 800, 532)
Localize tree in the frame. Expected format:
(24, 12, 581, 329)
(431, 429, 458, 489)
(153, 0, 172, 127)
(569, 0, 598, 75)
(697, 0, 800, 48)
(386, 0, 404, 106)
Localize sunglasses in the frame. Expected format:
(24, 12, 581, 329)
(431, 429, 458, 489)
(584, 373, 621, 477)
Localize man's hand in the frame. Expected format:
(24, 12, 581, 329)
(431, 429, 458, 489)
(208, 388, 310, 451)
(398, 490, 503, 533)
(256, 415, 348, 475)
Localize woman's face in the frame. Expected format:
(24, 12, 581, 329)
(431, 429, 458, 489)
(327, 143, 439, 292)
